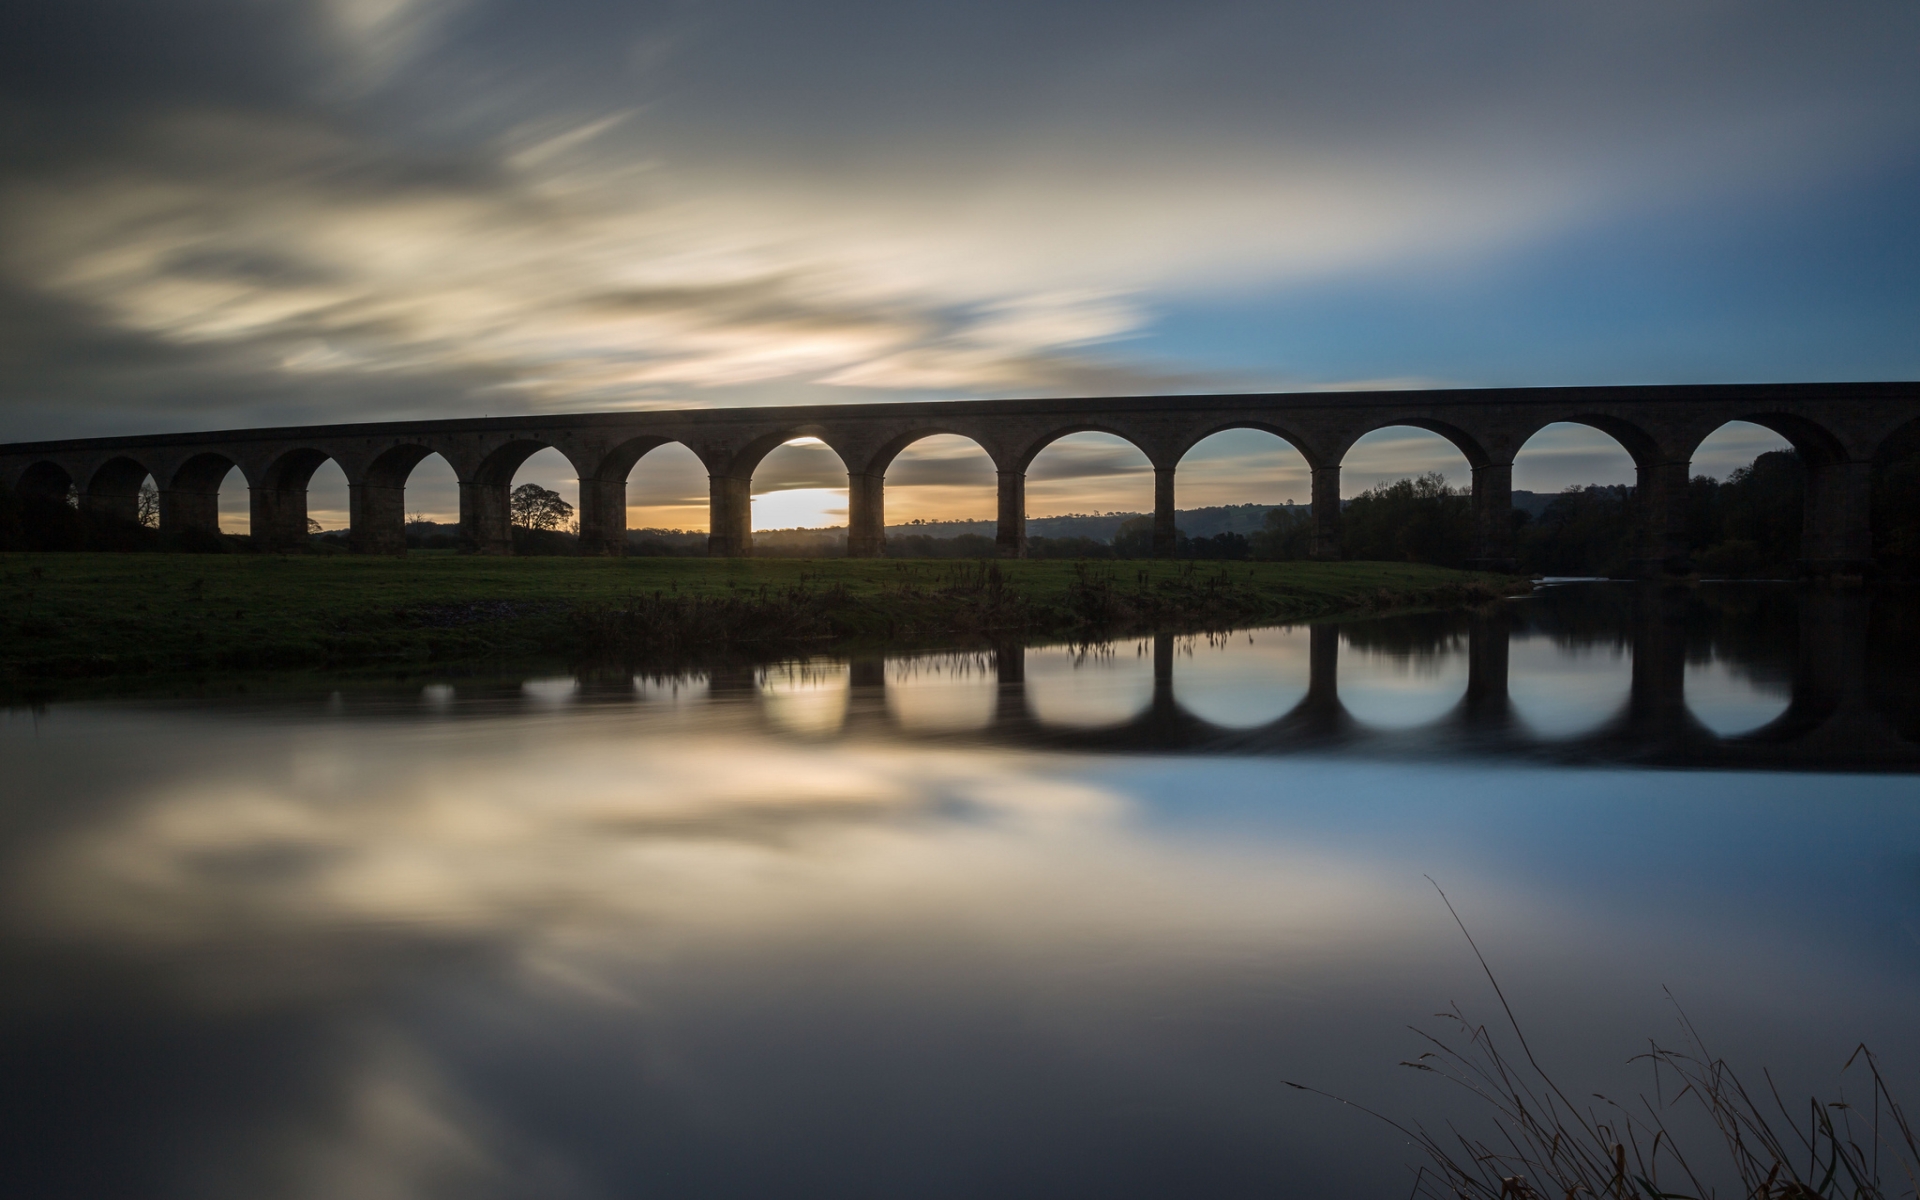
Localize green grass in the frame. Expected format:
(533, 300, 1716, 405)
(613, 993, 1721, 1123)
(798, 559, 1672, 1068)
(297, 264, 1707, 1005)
(0, 553, 1524, 692)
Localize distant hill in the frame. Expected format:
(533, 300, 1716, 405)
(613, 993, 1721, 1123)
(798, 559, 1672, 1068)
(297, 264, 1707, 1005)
(412, 497, 1557, 551)
(887, 502, 1305, 543)
(1510, 490, 1556, 517)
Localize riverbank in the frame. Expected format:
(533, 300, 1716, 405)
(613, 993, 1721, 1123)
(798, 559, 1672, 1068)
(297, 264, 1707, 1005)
(1, 554, 1526, 693)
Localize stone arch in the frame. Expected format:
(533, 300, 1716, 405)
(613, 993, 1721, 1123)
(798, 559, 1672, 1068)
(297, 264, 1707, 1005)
(1329, 422, 1483, 568)
(17, 460, 74, 499)
(998, 425, 1158, 558)
(249, 447, 336, 551)
(1172, 420, 1323, 470)
(1523, 414, 1661, 470)
(499, 445, 585, 555)
(258, 447, 334, 492)
(1024, 429, 1159, 558)
(84, 456, 156, 526)
(590, 435, 676, 484)
(163, 452, 247, 537)
(1335, 417, 1492, 472)
(1687, 413, 1861, 574)
(1014, 424, 1154, 473)
(1549, 414, 1690, 578)
(856, 429, 1000, 558)
(707, 427, 851, 558)
(351, 442, 445, 555)
(1511, 418, 1650, 477)
(722, 425, 841, 480)
(477, 439, 589, 487)
(303, 458, 351, 537)
(577, 436, 699, 556)
(863, 427, 1002, 478)
(459, 440, 571, 556)
(1506, 421, 1646, 577)
(1171, 424, 1317, 559)
(362, 442, 439, 490)
(749, 435, 854, 555)
(1687, 411, 1846, 469)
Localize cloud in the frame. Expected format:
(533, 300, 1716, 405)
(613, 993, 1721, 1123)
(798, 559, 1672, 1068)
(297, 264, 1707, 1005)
(3, 0, 1918, 441)
(1027, 436, 1153, 482)
(886, 437, 998, 489)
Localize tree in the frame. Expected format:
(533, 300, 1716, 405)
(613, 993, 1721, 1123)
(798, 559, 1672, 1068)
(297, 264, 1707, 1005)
(1251, 506, 1312, 560)
(137, 481, 159, 528)
(510, 483, 573, 531)
(1111, 515, 1160, 558)
(1341, 472, 1474, 567)
(1516, 485, 1635, 577)
(1184, 531, 1250, 560)
(307, 517, 323, 535)
(1686, 450, 1805, 577)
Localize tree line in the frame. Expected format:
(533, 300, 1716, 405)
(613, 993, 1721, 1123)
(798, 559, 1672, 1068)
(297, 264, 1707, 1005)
(1255, 444, 1917, 578)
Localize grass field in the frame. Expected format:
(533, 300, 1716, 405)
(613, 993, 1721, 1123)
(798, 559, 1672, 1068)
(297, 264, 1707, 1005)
(1, 553, 1524, 692)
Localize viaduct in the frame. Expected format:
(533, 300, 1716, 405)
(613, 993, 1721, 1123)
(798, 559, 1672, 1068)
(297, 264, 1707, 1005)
(3, 381, 1916, 574)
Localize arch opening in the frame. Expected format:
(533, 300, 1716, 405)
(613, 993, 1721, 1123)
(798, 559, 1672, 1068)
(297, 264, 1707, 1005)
(1024, 432, 1153, 558)
(1175, 428, 1313, 560)
(398, 453, 460, 551)
(624, 441, 709, 555)
(751, 438, 849, 556)
(307, 460, 349, 540)
(1693, 420, 1796, 482)
(880, 433, 997, 558)
(1511, 422, 1641, 578)
(1686, 421, 1803, 578)
(1338, 427, 1475, 566)
(506, 446, 580, 556)
(1341, 425, 1477, 493)
(215, 466, 249, 536)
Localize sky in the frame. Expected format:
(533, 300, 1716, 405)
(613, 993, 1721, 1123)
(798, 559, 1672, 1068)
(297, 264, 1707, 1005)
(4, 1, 1916, 530)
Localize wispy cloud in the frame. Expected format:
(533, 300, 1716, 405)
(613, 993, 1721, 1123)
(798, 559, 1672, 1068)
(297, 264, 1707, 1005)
(3, 0, 1917, 444)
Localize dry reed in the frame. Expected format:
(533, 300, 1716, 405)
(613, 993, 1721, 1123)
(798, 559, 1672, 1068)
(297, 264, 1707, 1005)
(1287, 882, 1917, 1199)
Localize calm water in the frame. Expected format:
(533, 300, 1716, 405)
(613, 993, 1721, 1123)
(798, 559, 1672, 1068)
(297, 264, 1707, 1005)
(3, 584, 1918, 1199)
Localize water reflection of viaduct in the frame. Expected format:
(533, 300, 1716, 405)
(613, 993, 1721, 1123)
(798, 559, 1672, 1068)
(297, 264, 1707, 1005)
(5, 382, 1918, 573)
(707, 591, 1915, 772)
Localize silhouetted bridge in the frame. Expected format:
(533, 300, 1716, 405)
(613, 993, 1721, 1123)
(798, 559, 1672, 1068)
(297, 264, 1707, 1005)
(4, 382, 1916, 573)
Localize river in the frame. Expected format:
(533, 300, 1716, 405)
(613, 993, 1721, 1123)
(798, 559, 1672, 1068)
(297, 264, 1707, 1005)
(3, 582, 1917, 1198)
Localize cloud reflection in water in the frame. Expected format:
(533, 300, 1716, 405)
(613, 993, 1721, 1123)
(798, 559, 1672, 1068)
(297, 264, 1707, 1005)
(2, 585, 1916, 1198)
